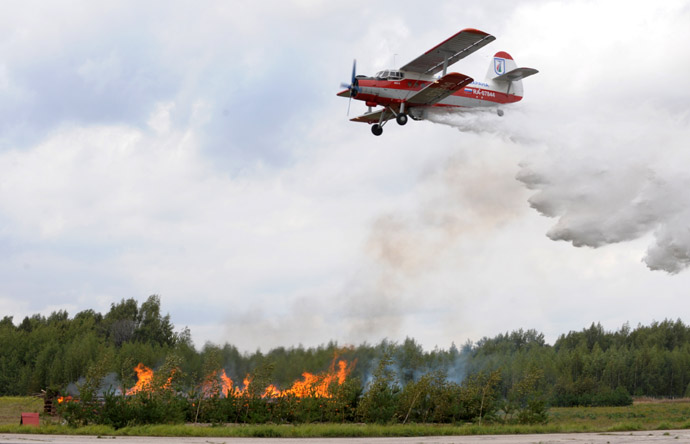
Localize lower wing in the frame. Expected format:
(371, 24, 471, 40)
(406, 72, 473, 106)
(350, 108, 395, 124)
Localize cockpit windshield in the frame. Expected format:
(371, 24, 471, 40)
(375, 70, 404, 80)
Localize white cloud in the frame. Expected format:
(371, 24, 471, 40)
(1, 0, 690, 352)
(77, 53, 123, 94)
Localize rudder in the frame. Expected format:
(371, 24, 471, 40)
(486, 51, 538, 98)
(486, 51, 518, 80)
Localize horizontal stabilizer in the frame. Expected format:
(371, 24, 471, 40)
(493, 67, 539, 82)
(406, 72, 473, 106)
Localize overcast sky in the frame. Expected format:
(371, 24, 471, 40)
(1, 0, 689, 352)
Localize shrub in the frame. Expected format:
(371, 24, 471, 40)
(551, 380, 632, 407)
(357, 352, 400, 423)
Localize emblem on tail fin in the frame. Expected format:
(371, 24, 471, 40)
(494, 57, 505, 75)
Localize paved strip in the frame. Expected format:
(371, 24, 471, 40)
(1, 430, 689, 444)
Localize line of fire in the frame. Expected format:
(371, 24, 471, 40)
(49, 356, 356, 412)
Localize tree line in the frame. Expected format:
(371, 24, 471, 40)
(3, 296, 690, 417)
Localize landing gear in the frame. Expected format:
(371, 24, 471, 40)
(497, 109, 504, 117)
(370, 107, 407, 136)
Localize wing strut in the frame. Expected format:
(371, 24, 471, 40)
(442, 52, 450, 76)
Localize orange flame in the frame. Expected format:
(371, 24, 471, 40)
(279, 359, 355, 398)
(201, 369, 235, 397)
(163, 368, 176, 390)
(220, 369, 233, 397)
(199, 357, 356, 399)
(126, 363, 154, 395)
(235, 376, 251, 396)
(57, 395, 74, 404)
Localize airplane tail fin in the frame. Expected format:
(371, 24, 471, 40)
(486, 51, 538, 97)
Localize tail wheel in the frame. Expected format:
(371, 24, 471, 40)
(371, 124, 383, 136)
(396, 114, 408, 126)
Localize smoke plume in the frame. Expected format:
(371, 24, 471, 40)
(341, 128, 529, 342)
(428, 106, 690, 274)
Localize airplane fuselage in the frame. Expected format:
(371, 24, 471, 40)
(353, 75, 522, 110)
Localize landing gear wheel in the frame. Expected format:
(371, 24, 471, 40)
(396, 113, 408, 126)
(371, 124, 383, 136)
(497, 109, 504, 117)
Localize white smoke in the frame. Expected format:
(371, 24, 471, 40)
(428, 105, 690, 274)
(519, 106, 690, 274)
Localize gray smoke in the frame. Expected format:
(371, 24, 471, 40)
(65, 380, 83, 397)
(341, 131, 529, 341)
(366, 146, 526, 274)
(63, 372, 125, 397)
(100, 372, 124, 395)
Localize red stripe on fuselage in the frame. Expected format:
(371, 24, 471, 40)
(353, 78, 521, 107)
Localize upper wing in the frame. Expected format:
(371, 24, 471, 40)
(406, 72, 473, 106)
(400, 28, 495, 76)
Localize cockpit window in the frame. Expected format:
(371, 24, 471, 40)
(375, 70, 404, 80)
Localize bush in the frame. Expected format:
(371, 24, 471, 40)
(502, 369, 548, 425)
(551, 380, 632, 407)
(455, 370, 502, 423)
(591, 386, 633, 407)
(357, 352, 400, 423)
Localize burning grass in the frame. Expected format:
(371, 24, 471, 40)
(54, 355, 363, 427)
(40, 353, 690, 433)
(199, 358, 355, 399)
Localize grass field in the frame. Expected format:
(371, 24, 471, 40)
(0, 396, 43, 426)
(549, 402, 690, 431)
(1, 397, 689, 437)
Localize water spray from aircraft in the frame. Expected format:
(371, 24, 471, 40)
(428, 105, 690, 274)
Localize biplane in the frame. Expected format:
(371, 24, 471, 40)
(337, 28, 538, 136)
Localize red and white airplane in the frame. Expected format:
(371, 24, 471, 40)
(337, 28, 538, 136)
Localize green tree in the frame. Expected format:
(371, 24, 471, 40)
(357, 349, 400, 423)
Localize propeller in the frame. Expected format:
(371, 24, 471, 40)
(340, 59, 360, 115)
